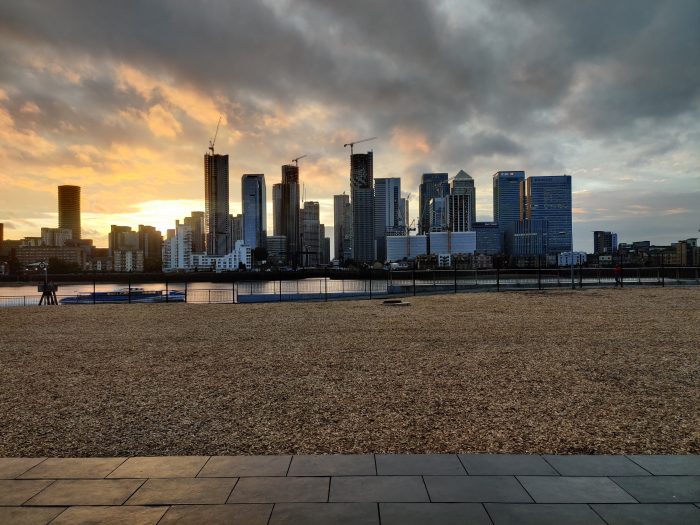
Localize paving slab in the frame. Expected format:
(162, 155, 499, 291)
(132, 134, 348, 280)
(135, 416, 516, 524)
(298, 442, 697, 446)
(269, 503, 379, 524)
(288, 454, 376, 476)
(19, 458, 126, 479)
(376, 454, 466, 476)
(126, 477, 237, 505)
(458, 454, 557, 476)
(627, 455, 700, 475)
(330, 476, 429, 502)
(0, 480, 54, 505)
(543, 455, 650, 476)
(380, 502, 492, 525)
(0, 458, 46, 479)
(424, 475, 532, 503)
(50, 505, 168, 525)
(0, 505, 65, 525)
(517, 476, 637, 503)
(25, 479, 144, 506)
(107, 456, 208, 478)
(612, 475, 700, 503)
(485, 503, 605, 525)
(228, 476, 329, 503)
(198, 455, 291, 477)
(592, 503, 700, 525)
(159, 504, 272, 524)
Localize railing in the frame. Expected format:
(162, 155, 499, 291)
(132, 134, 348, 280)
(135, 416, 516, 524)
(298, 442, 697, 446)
(1, 266, 698, 307)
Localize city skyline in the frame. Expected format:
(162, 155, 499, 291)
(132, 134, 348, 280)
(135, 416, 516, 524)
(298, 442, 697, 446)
(0, 1, 698, 252)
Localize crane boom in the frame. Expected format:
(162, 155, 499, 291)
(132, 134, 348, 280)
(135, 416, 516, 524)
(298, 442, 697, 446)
(343, 136, 377, 155)
(292, 154, 307, 166)
(208, 115, 222, 154)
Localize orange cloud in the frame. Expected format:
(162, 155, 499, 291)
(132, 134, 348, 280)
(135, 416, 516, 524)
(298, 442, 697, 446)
(115, 64, 224, 128)
(0, 106, 56, 158)
(390, 126, 431, 155)
(145, 104, 182, 138)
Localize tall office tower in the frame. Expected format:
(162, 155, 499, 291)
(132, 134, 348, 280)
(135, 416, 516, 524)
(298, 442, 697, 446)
(593, 231, 617, 255)
(418, 173, 449, 234)
(333, 193, 350, 262)
(493, 171, 525, 230)
(446, 194, 472, 232)
(350, 151, 375, 264)
(184, 212, 206, 253)
(229, 214, 243, 244)
(204, 152, 229, 256)
(163, 221, 193, 272)
(522, 175, 572, 254)
(138, 225, 163, 262)
(374, 177, 401, 262)
(272, 183, 283, 236)
(399, 198, 408, 228)
(451, 170, 476, 227)
(58, 185, 81, 241)
(242, 174, 266, 248)
(301, 201, 320, 266)
(280, 164, 301, 265)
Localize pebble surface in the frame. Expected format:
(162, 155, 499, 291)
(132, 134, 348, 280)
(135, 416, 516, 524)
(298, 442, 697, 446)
(0, 287, 697, 456)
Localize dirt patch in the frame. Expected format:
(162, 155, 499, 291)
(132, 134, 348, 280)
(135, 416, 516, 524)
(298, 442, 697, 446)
(0, 287, 698, 456)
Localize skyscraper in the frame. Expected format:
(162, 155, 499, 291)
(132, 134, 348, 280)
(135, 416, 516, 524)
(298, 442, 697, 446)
(183, 212, 205, 253)
(350, 151, 375, 264)
(301, 201, 320, 266)
(446, 194, 472, 232)
(272, 183, 283, 236)
(493, 171, 525, 231)
(58, 185, 81, 241)
(204, 152, 229, 255)
(242, 174, 266, 249)
(522, 175, 572, 254)
(450, 170, 476, 226)
(333, 193, 350, 262)
(418, 173, 449, 234)
(138, 225, 163, 265)
(280, 165, 301, 265)
(374, 177, 401, 262)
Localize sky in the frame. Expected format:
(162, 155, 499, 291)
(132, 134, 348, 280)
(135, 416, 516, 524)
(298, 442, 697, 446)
(0, 0, 698, 253)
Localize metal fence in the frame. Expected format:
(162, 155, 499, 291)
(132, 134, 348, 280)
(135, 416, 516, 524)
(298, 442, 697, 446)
(1, 266, 698, 307)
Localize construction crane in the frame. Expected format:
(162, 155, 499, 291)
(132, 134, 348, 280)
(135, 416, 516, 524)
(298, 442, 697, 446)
(208, 115, 222, 154)
(292, 155, 307, 166)
(343, 136, 376, 155)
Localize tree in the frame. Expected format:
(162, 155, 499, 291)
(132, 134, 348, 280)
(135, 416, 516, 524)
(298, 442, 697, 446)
(252, 247, 268, 266)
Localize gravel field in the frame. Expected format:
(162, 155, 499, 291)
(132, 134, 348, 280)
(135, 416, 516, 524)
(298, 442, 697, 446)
(1, 287, 698, 457)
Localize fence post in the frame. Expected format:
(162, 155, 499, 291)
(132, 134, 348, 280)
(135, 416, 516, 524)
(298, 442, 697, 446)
(279, 278, 282, 302)
(369, 269, 373, 300)
(676, 268, 680, 284)
(185, 281, 188, 302)
(23, 296, 26, 307)
(661, 262, 665, 287)
(325, 277, 327, 302)
(637, 268, 641, 285)
(579, 263, 583, 288)
(208, 289, 211, 304)
(538, 257, 542, 290)
(496, 266, 500, 292)
(413, 268, 416, 296)
(454, 263, 457, 293)
(165, 279, 169, 303)
(128, 272, 132, 304)
(233, 281, 235, 304)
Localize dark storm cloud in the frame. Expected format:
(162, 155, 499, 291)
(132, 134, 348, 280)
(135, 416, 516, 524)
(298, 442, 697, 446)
(1, 0, 698, 141)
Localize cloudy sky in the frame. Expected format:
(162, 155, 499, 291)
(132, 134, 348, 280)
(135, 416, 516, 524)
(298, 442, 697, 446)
(0, 0, 698, 252)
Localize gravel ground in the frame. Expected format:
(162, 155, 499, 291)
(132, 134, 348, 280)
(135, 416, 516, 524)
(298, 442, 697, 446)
(0, 287, 698, 457)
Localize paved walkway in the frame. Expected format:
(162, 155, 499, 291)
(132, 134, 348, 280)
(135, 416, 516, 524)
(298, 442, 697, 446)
(1, 454, 699, 524)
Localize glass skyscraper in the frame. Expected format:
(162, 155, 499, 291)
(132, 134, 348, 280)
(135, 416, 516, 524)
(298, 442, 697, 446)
(493, 171, 525, 232)
(522, 175, 572, 254)
(241, 174, 266, 249)
(418, 173, 449, 234)
(374, 177, 401, 262)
